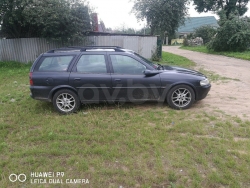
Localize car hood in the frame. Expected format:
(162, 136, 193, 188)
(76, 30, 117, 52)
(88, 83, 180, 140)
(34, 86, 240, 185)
(162, 65, 205, 77)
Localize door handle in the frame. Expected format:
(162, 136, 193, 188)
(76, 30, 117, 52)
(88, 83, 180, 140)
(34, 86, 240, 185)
(114, 79, 121, 82)
(74, 78, 81, 81)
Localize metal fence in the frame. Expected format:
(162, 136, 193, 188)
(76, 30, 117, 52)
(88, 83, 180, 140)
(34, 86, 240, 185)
(0, 36, 157, 63)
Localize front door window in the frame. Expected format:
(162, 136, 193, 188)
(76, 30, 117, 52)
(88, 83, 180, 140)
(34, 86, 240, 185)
(110, 55, 146, 75)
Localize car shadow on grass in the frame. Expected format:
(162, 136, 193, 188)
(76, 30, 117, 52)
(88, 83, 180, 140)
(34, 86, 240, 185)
(80, 101, 169, 110)
(34, 100, 203, 115)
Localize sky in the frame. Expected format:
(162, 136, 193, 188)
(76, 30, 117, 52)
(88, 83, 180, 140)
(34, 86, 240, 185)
(88, 0, 250, 30)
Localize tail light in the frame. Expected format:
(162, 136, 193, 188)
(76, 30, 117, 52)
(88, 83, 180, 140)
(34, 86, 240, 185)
(29, 72, 33, 85)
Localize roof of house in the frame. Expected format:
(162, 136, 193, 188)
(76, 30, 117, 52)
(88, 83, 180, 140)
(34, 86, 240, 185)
(178, 16, 218, 33)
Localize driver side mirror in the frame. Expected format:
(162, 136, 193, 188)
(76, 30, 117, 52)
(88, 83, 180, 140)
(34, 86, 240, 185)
(144, 69, 160, 76)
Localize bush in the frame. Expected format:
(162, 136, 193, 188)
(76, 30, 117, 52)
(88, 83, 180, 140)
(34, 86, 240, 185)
(187, 33, 195, 39)
(208, 12, 250, 52)
(151, 48, 161, 61)
(194, 25, 217, 44)
(183, 38, 189, 46)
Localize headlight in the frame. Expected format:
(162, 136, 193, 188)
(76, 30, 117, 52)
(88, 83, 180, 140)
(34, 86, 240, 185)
(200, 78, 210, 86)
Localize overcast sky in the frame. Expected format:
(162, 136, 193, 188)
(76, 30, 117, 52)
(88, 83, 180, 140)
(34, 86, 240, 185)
(88, 0, 250, 30)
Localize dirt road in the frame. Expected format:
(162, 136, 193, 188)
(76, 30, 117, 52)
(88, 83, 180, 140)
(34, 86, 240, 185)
(163, 46, 250, 120)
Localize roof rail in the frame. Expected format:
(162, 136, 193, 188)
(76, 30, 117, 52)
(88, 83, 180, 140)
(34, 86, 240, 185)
(46, 48, 81, 53)
(69, 46, 122, 49)
(47, 46, 124, 53)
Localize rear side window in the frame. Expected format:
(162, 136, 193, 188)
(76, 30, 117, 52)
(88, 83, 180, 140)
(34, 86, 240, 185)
(76, 54, 107, 73)
(37, 56, 74, 72)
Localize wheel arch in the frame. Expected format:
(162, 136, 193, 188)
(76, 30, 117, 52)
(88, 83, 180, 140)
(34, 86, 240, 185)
(166, 82, 197, 100)
(49, 85, 78, 101)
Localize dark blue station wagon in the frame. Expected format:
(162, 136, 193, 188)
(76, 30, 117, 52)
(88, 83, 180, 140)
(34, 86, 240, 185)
(29, 46, 211, 114)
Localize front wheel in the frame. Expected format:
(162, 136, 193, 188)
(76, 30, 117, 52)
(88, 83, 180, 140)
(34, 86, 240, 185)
(53, 89, 80, 114)
(167, 85, 195, 110)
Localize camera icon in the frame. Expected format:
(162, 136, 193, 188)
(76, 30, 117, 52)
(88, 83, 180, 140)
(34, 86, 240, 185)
(9, 174, 27, 182)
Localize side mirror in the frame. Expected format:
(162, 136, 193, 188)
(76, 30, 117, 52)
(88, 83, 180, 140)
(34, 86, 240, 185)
(144, 69, 160, 76)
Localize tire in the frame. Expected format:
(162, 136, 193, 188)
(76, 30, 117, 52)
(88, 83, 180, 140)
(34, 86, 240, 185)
(167, 85, 195, 110)
(53, 89, 80, 114)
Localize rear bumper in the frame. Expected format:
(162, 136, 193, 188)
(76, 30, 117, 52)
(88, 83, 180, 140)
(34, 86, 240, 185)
(30, 86, 52, 102)
(195, 84, 211, 101)
(30, 93, 51, 102)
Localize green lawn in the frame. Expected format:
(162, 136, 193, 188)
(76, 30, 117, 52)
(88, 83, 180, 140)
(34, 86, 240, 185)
(181, 46, 250, 61)
(0, 56, 250, 188)
(159, 51, 195, 68)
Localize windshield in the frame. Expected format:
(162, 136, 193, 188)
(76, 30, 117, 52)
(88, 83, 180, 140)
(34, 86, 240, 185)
(134, 53, 157, 69)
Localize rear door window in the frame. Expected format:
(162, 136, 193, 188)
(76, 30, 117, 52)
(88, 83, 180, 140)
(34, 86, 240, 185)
(76, 54, 107, 73)
(37, 56, 74, 72)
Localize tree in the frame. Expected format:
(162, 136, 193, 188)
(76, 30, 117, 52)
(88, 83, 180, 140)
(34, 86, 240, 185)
(0, 0, 91, 43)
(112, 23, 137, 34)
(25, 0, 91, 43)
(0, 0, 34, 38)
(137, 27, 151, 35)
(193, 0, 249, 18)
(132, 0, 189, 36)
(194, 25, 217, 44)
(207, 11, 250, 51)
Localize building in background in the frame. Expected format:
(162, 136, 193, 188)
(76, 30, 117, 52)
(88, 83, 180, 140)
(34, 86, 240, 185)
(177, 16, 218, 38)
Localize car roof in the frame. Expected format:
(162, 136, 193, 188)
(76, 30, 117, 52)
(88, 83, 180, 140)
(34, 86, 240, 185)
(46, 46, 135, 54)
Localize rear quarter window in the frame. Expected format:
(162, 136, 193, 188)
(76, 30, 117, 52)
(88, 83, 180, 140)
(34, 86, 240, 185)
(35, 56, 74, 72)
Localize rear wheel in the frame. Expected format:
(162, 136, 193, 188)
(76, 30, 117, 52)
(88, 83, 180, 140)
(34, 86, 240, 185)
(53, 89, 80, 114)
(167, 85, 195, 110)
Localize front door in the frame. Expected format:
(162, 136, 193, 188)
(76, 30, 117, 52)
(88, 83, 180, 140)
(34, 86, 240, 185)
(108, 54, 161, 102)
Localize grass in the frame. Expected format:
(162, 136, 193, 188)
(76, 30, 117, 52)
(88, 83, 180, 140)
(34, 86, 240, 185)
(180, 46, 250, 61)
(159, 51, 195, 68)
(0, 60, 250, 188)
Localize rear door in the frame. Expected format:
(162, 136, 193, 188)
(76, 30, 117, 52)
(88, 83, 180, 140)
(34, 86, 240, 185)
(69, 52, 112, 102)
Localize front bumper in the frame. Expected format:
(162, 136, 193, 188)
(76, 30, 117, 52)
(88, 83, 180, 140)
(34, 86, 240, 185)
(195, 84, 211, 101)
